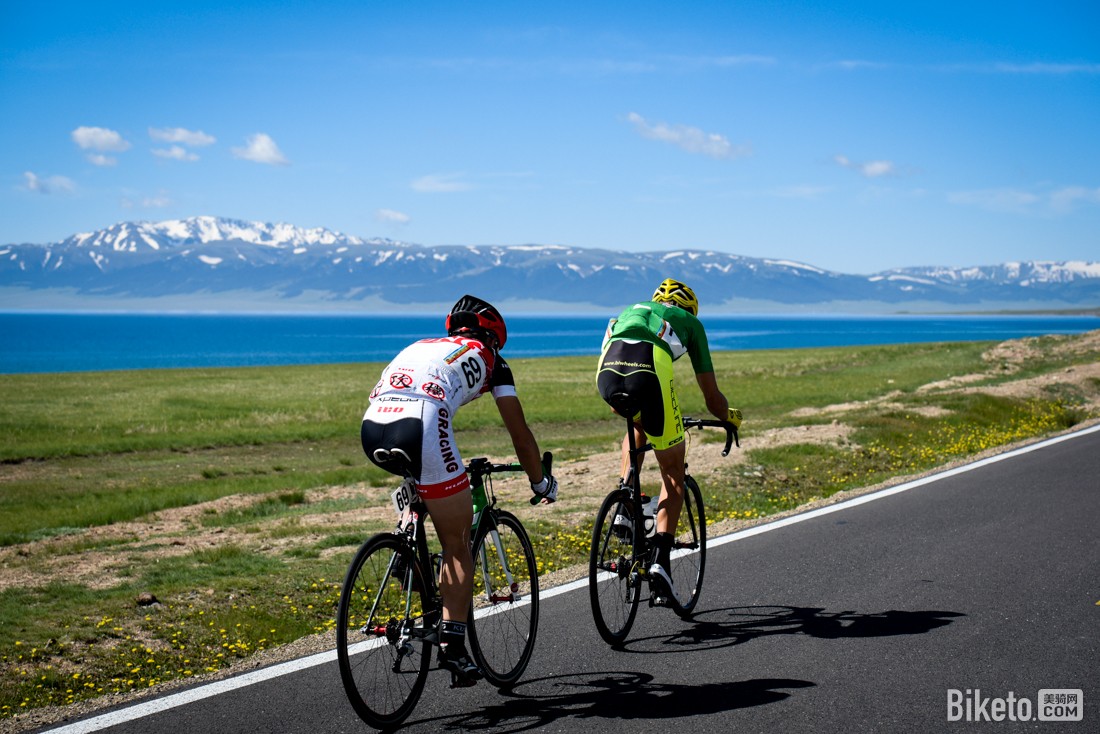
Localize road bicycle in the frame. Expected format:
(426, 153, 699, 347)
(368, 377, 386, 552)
(589, 395, 737, 645)
(336, 453, 549, 729)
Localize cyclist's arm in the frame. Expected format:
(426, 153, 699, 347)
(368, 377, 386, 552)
(494, 394, 545, 484)
(695, 371, 730, 422)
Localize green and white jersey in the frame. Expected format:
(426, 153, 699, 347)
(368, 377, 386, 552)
(602, 300, 715, 374)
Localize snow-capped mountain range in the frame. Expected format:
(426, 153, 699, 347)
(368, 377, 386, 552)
(2, 216, 1098, 311)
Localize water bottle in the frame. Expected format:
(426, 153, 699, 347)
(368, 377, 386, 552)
(471, 481, 488, 526)
(641, 494, 656, 537)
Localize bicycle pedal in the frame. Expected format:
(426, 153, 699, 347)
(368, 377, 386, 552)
(448, 672, 479, 689)
(439, 657, 483, 688)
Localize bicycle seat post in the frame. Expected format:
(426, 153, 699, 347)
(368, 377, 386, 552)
(625, 416, 645, 487)
(609, 392, 646, 490)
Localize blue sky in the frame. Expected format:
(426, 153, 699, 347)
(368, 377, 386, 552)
(1, 1, 1097, 274)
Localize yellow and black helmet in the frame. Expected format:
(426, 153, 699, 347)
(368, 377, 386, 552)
(651, 278, 699, 316)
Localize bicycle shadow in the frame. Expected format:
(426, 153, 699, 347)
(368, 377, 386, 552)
(362, 606, 962, 731)
(439, 672, 815, 732)
(622, 605, 965, 653)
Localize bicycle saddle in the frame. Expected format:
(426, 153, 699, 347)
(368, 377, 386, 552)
(372, 447, 413, 476)
(607, 391, 640, 418)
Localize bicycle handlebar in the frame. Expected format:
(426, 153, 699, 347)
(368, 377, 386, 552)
(466, 451, 554, 489)
(683, 417, 740, 456)
(465, 457, 522, 477)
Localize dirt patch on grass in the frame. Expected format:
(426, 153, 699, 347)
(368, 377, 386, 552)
(958, 362, 1100, 405)
(0, 421, 855, 599)
(789, 330, 1100, 418)
(984, 328, 1100, 371)
(0, 484, 385, 593)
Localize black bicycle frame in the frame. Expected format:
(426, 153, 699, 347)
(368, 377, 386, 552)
(389, 451, 552, 635)
(617, 413, 737, 567)
(619, 414, 656, 568)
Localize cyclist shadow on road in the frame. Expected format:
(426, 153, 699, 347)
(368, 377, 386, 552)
(439, 671, 815, 732)
(638, 605, 966, 653)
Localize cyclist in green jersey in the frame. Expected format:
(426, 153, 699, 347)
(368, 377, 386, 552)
(596, 278, 742, 603)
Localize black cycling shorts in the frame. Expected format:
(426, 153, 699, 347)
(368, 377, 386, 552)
(596, 340, 683, 450)
(361, 416, 424, 481)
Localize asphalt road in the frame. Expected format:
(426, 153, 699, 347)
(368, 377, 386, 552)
(38, 427, 1099, 733)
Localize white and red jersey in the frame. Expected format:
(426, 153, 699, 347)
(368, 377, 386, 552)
(368, 335, 517, 410)
(363, 335, 517, 499)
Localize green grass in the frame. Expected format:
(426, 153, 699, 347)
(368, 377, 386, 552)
(0, 446, 386, 545)
(705, 394, 1085, 524)
(1, 332, 1098, 718)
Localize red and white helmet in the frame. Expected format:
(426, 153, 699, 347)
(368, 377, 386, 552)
(445, 294, 508, 349)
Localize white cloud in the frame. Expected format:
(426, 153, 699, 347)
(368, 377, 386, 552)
(375, 208, 411, 224)
(948, 188, 1041, 213)
(626, 112, 750, 160)
(72, 126, 131, 152)
(232, 133, 289, 165)
(1048, 186, 1100, 212)
(705, 55, 776, 68)
(85, 154, 118, 167)
(992, 62, 1100, 75)
(153, 145, 199, 162)
(72, 126, 131, 165)
(949, 186, 1100, 214)
(411, 173, 473, 192)
(835, 154, 896, 178)
(831, 59, 891, 71)
(120, 192, 172, 209)
(23, 171, 76, 194)
(143, 193, 172, 208)
(823, 60, 1100, 75)
(148, 127, 216, 147)
(663, 54, 777, 70)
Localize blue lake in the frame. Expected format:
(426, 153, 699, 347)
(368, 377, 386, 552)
(1, 312, 1097, 374)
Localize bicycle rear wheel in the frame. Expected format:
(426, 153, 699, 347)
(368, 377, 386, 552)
(336, 534, 431, 729)
(468, 510, 539, 688)
(588, 489, 641, 645)
(670, 475, 707, 617)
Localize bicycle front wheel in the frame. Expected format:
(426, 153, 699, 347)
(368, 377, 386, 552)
(670, 475, 707, 617)
(588, 489, 641, 645)
(468, 510, 539, 688)
(336, 534, 431, 729)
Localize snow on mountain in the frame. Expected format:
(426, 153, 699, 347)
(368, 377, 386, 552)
(763, 259, 828, 275)
(881, 260, 1100, 286)
(2, 216, 1099, 309)
(65, 216, 367, 252)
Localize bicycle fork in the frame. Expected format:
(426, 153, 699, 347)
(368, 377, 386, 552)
(599, 506, 651, 601)
(477, 528, 521, 604)
(357, 539, 441, 669)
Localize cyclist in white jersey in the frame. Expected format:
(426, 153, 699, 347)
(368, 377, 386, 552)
(361, 295, 558, 687)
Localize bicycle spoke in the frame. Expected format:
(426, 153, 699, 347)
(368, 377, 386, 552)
(589, 490, 640, 644)
(337, 535, 431, 728)
(468, 511, 539, 688)
(670, 475, 707, 616)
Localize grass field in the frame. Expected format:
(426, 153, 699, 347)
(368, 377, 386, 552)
(1, 330, 1098, 721)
